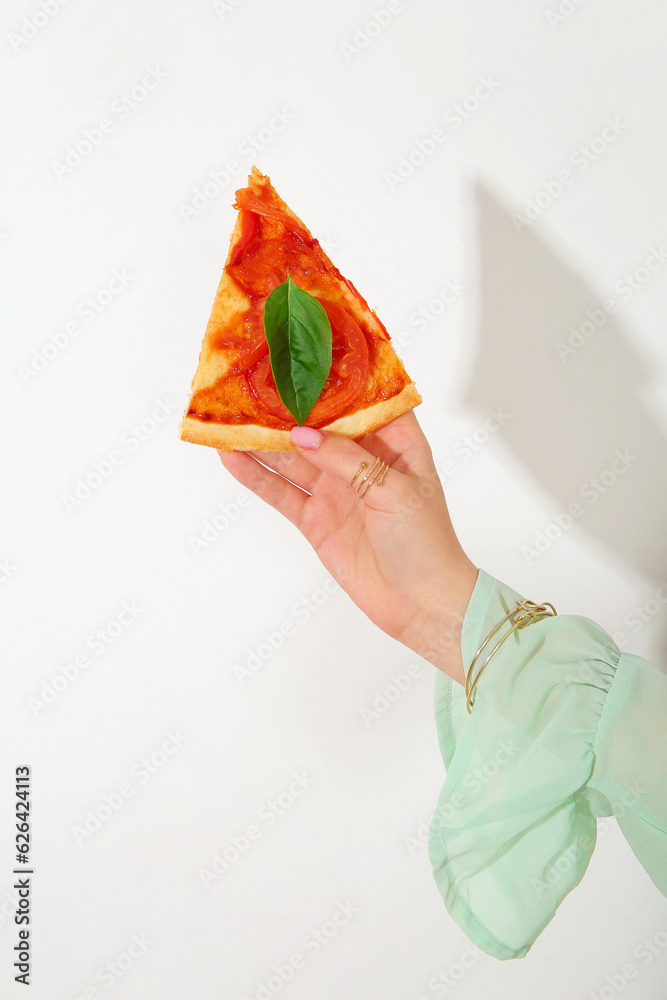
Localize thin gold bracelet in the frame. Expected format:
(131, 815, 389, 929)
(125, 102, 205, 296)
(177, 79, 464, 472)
(465, 599, 557, 713)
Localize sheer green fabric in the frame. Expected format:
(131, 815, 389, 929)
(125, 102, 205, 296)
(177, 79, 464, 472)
(429, 568, 667, 961)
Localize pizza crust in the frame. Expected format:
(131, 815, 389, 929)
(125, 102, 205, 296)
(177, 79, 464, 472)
(179, 381, 422, 451)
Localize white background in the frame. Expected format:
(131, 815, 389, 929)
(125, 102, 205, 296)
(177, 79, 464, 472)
(2, 0, 667, 997)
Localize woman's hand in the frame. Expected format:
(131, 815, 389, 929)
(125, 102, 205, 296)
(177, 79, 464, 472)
(217, 410, 479, 686)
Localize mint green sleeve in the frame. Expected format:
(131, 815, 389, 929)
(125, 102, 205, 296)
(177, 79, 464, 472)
(428, 568, 667, 961)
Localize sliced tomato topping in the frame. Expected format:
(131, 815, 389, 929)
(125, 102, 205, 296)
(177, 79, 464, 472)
(233, 189, 310, 238)
(228, 210, 257, 266)
(247, 354, 293, 423)
(307, 299, 369, 423)
(231, 319, 268, 371)
(246, 297, 370, 427)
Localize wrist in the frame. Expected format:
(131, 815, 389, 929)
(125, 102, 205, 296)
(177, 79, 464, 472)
(396, 556, 479, 687)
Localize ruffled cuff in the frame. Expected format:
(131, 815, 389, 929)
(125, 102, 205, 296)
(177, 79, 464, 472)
(429, 569, 621, 959)
(589, 650, 667, 896)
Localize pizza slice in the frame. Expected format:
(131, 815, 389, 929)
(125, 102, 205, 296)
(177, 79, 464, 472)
(179, 166, 421, 451)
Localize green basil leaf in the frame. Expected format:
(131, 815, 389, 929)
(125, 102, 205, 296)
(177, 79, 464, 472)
(263, 276, 333, 425)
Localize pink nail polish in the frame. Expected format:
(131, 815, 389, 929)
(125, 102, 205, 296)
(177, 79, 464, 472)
(291, 425, 323, 449)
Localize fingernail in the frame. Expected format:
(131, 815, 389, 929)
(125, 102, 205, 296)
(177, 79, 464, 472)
(291, 425, 324, 449)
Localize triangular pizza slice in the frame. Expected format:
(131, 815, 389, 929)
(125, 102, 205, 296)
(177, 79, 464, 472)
(179, 167, 421, 451)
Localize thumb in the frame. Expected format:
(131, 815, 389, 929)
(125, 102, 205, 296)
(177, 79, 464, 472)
(290, 425, 402, 505)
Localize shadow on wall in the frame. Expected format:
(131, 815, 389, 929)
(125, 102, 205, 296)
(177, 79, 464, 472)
(463, 181, 667, 660)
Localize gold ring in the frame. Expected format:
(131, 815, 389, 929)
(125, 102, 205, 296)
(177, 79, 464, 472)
(346, 457, 389, 497)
